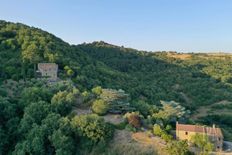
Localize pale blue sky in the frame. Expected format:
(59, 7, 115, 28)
(1, 0, 232, 52)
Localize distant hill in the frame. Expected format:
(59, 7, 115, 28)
(1, 20, 232, 139)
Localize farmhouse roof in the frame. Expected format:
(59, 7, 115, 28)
(176, 122, 223, 137)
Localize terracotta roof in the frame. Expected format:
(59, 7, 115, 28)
(176, 123, 223, 137)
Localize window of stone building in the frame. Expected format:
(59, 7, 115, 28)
(185, 132, 188, 135)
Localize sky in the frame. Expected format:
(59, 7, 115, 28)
(1, 0, 232, 52)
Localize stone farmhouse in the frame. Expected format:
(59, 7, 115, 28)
(176, 122, 223, 151)
(37, 63, 58, 80)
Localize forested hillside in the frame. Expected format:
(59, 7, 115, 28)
(1, 20, 232, 108)
(1, 20, 232, 154)
(78, 42, 232, 108)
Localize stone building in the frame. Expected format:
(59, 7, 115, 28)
(37, 63, 58, 80)
(176, 122, 223, 151)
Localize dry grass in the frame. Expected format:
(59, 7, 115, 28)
(72, 108, 92, 115)
(102, 130, 160, 155)
(132, 132, 168, 155)
(197, 53, 232, 60)
(167, 53, 192, 60)
(103, 114, 124, 125)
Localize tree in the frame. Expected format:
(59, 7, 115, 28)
(15, 124, 46, 155)
(20, 86, 52, 107)
(0, 97, 16, 124)
(71, 114, 114, 143)
(153, 124, 163, 136)
(132, 100, 151, 116)
(51, 89, 77, 115)
(92, 99, 109, 115)
(64, 66, 74, 77)
(91, 86, 102, 96)
(22, 43, 41, 77)
(152, 101, 190, 123)
(19, 101, 50, 133)
(100, 89, 133, 113)
(190, 133, 213, 155)
(153, 124, 172, 142)
(0, 127, 7, 154)
(49, 130, 75, 155)
(166, 140, 189, 155)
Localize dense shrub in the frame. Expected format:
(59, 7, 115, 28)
(71, 114, 114, 143)
(92, 99, 109, 115)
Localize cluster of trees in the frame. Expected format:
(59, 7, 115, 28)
(0, 80, 114, 154)
(78, 42, 232, 109)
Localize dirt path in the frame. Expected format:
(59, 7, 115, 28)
(103, 114, 124, 124)
(73, 108, 92, 115)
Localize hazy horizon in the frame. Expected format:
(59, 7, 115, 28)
(1, 0, 232, 53)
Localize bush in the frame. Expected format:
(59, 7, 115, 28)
(161, 132, 173, 142)
(166, 140, 189, 155)
(92, 99, 109, 115)
(153, 124, 163, 136)
(51, 90, 77, 116)
(91, 86, 102, 96)
(165, 124, 172, 133)
(132, 100, 151, 116)
(71, 114, 114, 143)
(125, 124, 136, 132)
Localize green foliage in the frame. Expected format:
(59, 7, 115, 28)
(91, 86, 102, 96)
(100, 89, 133, 113)
(132, 100, 154, 117)
(161, 132, 173, 142)
(165, 124, 172, 133)
(71, 114, 114, 143)
(92, 99, 109, 115)
(152, 101, 189, 123)
(51, 89, 78, 115)
(125, 124, 136, 132)
(166, 140, 189, 155)
(0, 81, 81, 154)
(49, 129, 75, 155)
(190, 133, 213, 155)
(153, 124, 163, 136)
(19, 101, 51, 133)
(153, 124, 173, 142)
(20, 86, 52, 107)
(113, 121, 127, 130)
(64, 66, 74, 77)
